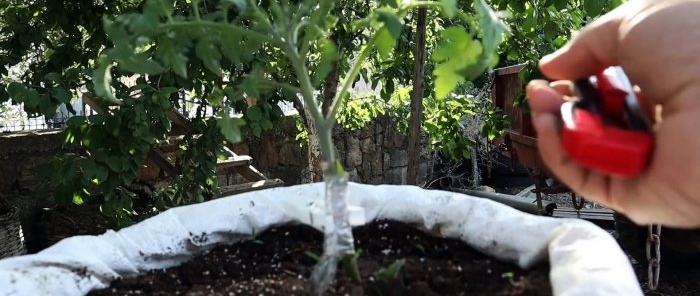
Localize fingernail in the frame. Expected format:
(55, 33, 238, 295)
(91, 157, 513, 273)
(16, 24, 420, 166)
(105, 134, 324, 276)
(526, 80, 549, 94)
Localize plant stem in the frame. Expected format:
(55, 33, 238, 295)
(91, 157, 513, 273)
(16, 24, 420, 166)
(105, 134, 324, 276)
(285, 46, 335, 165)
(342, 253, 362, 283)
(191, 0, 201, 20)
(256, 77, 301, 94)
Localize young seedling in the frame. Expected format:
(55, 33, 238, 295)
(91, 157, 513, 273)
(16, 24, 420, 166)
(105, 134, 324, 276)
(93, 1, 506, 295)
(372, 258, 407, 296)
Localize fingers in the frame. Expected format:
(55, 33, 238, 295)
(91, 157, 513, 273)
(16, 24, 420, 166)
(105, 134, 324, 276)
(526, 81, 613, 203)
(538, 4, 628, 80)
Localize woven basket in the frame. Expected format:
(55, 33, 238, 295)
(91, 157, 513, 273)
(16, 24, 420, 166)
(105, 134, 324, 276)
(0, 206, 26, 259)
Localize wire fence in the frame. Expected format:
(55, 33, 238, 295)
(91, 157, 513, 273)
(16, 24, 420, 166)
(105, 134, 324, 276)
(0, 104, 90, 133)
(1, 97, 299, 133)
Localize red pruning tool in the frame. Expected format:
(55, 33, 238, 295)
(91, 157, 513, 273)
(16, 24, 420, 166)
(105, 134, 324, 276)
(560, 66, 654, 178)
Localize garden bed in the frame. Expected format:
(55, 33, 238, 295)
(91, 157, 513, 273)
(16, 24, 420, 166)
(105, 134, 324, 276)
(88, 220, 551, 296)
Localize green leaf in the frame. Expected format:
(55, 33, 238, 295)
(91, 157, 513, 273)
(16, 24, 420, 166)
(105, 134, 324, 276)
(217, 116, 246, 143)
(552, 0, 568, 10)
(72, 192, 85, 206)
(196, 37, 223, 76)
(440, 0, 457, 17)
(246, 106, 264, 121)
(210, 87, 224, 107)
(119, 53, 165, 75)
(431, 26, 485, 99)
(377, 11, 403, 39)
(374, 259, 406, 283)
(157, 37, 189, 78)
(583, 0, 605, 17)
(375, 28, 397, 59)
(93, 61, 117, 102)
(51, 87, 73, 104)
(221, 30, 242, 65)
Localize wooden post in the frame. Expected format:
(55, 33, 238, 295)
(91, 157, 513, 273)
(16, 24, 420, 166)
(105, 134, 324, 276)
(406, 8, 427, 185)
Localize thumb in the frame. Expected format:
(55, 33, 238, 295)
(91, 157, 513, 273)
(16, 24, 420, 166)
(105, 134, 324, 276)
(538, 5, 627, 80)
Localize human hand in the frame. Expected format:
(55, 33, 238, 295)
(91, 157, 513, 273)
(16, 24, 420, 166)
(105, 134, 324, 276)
(526, 0, 700, 228)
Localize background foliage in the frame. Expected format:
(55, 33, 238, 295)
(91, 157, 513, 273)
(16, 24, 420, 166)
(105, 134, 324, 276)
(1, 0, 622, 226)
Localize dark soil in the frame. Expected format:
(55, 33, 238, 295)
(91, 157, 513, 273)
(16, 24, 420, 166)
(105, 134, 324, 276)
(27, 185, 700, 296)
(88, 220, 552, 296)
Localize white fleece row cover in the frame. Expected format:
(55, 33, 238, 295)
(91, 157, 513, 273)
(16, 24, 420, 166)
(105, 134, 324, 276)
(0, 183, 643, 296)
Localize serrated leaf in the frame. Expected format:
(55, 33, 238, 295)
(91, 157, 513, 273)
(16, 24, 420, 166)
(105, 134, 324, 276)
(157, 37, 189, 78)
(440, 0, 457, 17)
(217, 116, 246, 143)
(196, 37, 223, 76)
(377, 11, 403, 39)
(475, 0, 507, 66)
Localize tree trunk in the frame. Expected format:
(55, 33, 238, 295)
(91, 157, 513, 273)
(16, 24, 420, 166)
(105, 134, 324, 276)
(306, 108, 324, 183)
(321, 61, 340, 117)
(407, 8, 427, 185)
(293, 98, 324, 183)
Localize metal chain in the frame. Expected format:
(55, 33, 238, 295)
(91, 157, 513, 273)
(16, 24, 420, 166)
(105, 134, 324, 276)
(646, 224, 662, 291)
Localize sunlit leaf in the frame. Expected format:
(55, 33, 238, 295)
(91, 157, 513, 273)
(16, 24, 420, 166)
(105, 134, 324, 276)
(375, 28, 396, 59)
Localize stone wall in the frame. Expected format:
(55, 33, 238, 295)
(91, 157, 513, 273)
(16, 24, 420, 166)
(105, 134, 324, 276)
(230, 115, 433, 186)
(0, 115, 434, 195)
